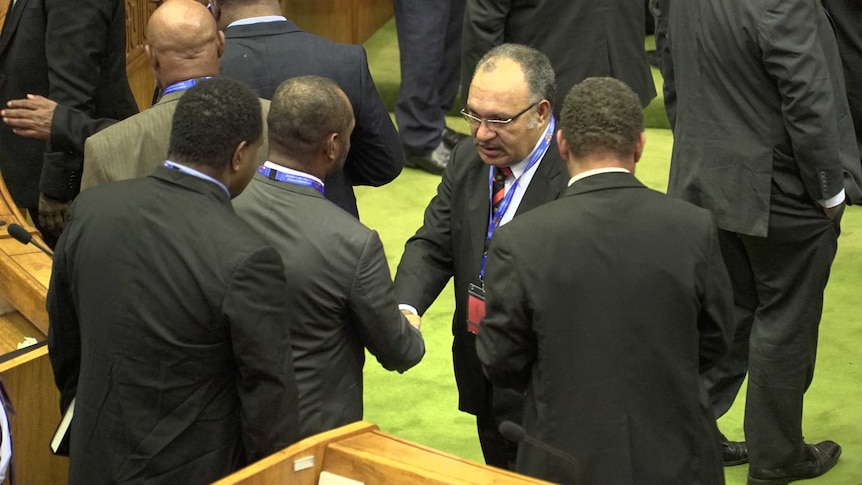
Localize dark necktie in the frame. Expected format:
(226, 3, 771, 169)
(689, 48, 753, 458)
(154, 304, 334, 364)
(492, 166, 513, 212)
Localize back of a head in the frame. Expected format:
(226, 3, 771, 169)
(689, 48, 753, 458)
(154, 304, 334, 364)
(147, 0, 221, 79)
(267, 75, 353, 165)
(168, 78, 262, 169)
(475, 43, 556, 105)
(560, 77, 643, 159)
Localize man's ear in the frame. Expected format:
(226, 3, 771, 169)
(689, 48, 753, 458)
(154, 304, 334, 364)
(216, 30, 226, 58)
(536, 99, 552, 124)
(555, 129, 571, 163)
(633, 131, 646, 164)
(231, 140, 251, 173)
(145, 45, 159, 74)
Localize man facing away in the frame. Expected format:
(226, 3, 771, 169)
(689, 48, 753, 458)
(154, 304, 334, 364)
(233, 75, 425, 439)
(394, 44, 569, 470)
(81, 0, 270, 191)
(477, 77, 732, 485)
(210, 0, 404, 219)
(47, 78, 299, 484)
(665, 0, 861, 482)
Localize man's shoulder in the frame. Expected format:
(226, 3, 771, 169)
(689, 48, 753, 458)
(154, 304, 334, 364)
(88, 103, 175, 147)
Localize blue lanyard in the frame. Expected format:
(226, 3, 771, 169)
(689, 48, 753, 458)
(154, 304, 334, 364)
(163, 160, 230, 196)
(162, 77, 214, 96)
(479, 115, 555, 282)
(258, 165, 325, 196)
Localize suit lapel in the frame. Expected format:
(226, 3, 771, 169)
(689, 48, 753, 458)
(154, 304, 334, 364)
(0, 0, 30, 56)
(516, 138, 567, 216)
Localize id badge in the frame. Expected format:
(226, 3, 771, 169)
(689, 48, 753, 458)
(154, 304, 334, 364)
(467, 283, 486, 335)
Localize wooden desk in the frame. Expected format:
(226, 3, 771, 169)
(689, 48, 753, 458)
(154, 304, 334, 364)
(216, 421, 555, 485)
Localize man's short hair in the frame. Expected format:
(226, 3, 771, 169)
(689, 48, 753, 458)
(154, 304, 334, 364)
(560, 77, 644, 159)
(475, 43, 556, 105)
(168, 78, 262, 169)
(267, 75, 353, 162)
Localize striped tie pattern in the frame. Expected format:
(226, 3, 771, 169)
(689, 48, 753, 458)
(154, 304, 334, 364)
(492, 166, 513, 211)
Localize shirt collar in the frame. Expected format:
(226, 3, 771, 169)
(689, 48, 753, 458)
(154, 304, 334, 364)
(227, 16, 287, 28)
(567, 167, 630, 186)
(163, 160, 231, 197)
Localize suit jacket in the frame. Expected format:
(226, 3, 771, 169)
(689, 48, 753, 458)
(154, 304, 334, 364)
(221, 20, 404, 218)
(460, 0, 656, 111)
(477, 172, 732, 485)
(233, 175, 424, 439)
(666, 0, 861, 237)
(0, 0, 137, 207)
(81, 90, 271, 191)
(47, 167, 299, 484)
(394, 133, 567, 417)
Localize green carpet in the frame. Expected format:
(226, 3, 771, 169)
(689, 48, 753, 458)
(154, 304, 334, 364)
(356, 19, 861, 485)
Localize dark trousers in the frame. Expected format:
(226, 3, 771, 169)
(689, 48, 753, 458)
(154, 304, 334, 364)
(476, 412, 518, 470)
(393, 0, 465, 154)
(718, 183, 840, 468)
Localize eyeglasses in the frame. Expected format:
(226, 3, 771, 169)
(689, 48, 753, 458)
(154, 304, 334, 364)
(460, 102, 539, 131)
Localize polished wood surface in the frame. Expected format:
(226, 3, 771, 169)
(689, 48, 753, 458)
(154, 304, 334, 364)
(0, 345, 68, 485)
(126, 0, 158, 111)
(282, 0, 393, 45)
(215, 421, 554, 485)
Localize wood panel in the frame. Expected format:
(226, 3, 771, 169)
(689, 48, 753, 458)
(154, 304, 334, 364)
(215, 421, 554, 485)
(0, 345, 68, 485)
(282, 0, 393, 45)
(126, 0, 157, 111)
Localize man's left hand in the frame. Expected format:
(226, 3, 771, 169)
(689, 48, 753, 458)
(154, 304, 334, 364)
(2, 94, 56, 141)
(38, 193, 71, 236)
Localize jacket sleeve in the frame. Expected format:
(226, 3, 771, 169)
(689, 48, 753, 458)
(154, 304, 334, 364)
(341, 46, 404, 187)
(348, 230, 424, 372)
(41, 0, 133, 199)
(50, 104, 119, 155)
(46, 207, 81, 412)
(759, 0, 844, 202)
(393, 142, 459, 314)
(476, 227, 534, 393)
(222, 246, 299, 462)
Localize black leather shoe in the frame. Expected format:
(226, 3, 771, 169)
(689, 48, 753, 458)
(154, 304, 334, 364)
(405, 143, 450, 175)
(442, 127, 468, 149)
(747, 441, 841, 485)
(722, 436, 748, 466)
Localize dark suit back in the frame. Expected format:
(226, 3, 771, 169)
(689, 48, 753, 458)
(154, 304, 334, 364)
(461, 0, 656, 111)
(47, 167, 299, 484)
(667, 0, 857, 237)
(394, 135, 567, 416)
(478, 173, 731, 484)
(234, 176, 424, 439)
(221, 20, 404, 218)
(0, 0, 137, 206)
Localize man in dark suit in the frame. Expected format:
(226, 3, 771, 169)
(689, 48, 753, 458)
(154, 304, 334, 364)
(460, 0, 656, 115)
(0, 0, 138, 246)
(47, 78, 299, 484)
(233, 75, 425, 439)
(666, 1, 861, 482)
(209, 0, 403, 219)
(393, 0, 466, 174)
(394, 44, 568, 470)
(477, 76, 731, 485)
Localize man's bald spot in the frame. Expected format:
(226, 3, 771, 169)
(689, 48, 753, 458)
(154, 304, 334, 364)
(147, 0, 218, 59)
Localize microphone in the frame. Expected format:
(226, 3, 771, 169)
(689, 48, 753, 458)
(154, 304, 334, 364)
(8, 223, 53, 258)
(499, 420, 582, 485)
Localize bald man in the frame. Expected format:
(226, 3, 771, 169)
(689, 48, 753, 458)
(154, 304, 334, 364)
(80, 0, 269, 190)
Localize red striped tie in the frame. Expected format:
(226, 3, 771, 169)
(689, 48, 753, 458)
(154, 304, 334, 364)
(492, 167, 513, 210)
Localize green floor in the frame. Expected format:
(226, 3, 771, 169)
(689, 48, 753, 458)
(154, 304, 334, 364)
(356, 18, 862, 483)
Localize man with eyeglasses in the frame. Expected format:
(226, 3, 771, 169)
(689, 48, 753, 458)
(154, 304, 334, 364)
(394, 43, 568, 470)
